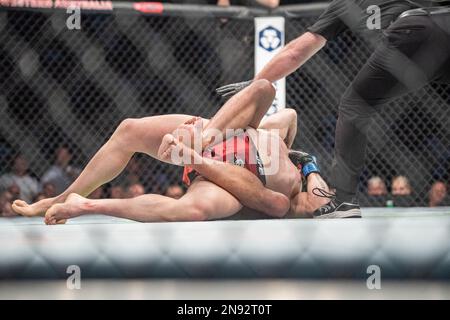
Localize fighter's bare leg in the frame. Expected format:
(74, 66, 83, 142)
(14, 82, 278, 218)
(158, 134, 290, 217)
(202, 79, 275, 147)
(258, 108, 297, 148)
(13, 114, 201, 217)
(288, 173, 331, 218)
(192, 159, 290, 217)
(45, 178, 242, 224)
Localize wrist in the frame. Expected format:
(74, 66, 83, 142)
(201, 130, 215, 150)
(302, 162, 320, 178)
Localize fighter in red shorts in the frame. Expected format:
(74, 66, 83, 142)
(11, 80, 331, 223)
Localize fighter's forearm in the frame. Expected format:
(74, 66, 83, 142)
(202, 79, 274, 149)
(285, 111, 297, 149)
(191, 158, 289, 217)
(254, 32, 326, 83)
(288, 173, 330, 217)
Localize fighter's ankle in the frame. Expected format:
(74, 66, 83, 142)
(54, 194, 67, 204)
(82, 201, 95, 212)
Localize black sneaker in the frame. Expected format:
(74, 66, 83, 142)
(312, 188, 362, 219)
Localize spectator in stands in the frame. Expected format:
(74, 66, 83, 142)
(0, 154, 40, 203)
(368, 176, 387, 196)
(360, 176, 387, 207)
(32, 182, 57, 203)
(390, 175, 414, 207)
(89, 186, 104, 199)
(428, 181, 448, 207)
(0, 190, 16, 217)
(165, 184, 185, 199)
(7, 184, 21, 202)
(114, 157, 143, 189)
(42, 182, 56, 198)
(127, 183, 146, 198)
(110, 185, 126, 199)
(33, 194, 46, 202)
(41, 146, 80, 195)
(392, 176, 412, 196)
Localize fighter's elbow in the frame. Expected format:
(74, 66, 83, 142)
(251, 79, 276, 105)
(265, 193, 290, 218)
(284, 108, 297, 122)
(287, 32, 326, 61)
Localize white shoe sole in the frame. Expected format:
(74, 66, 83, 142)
(314, 208, 362, 219)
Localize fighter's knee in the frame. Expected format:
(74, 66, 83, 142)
(174, 199, 210, 221)
(117, 118, 138, 133)
(284, 108, 297, 121)
(190, 201, 212, 221)
(115, 118, 143, 142)
(266, 193, 290, 218)
(253, 79, 276, 99)
(253, 78, 271, 89)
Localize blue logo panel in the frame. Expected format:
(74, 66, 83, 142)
(259, 26, 282, 52)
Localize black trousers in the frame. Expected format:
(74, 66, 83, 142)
(332, 13, 450, 202)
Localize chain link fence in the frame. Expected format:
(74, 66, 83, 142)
(0, 5, 448, 207)
(286, 15, 449, 206)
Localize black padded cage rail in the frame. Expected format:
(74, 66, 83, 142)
(1, 215, 450, 280)
(0, 1, 448, 206)
(0, 1, 327, 18)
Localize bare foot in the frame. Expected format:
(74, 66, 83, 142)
(12, 197, 58, 217)
(45, 193, 88, 225)
(173, 118, 204, 151)
(158, 133, 203, 166)
(158, 133, 177, 163)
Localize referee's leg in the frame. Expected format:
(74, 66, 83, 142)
(331, 14, 450, 204)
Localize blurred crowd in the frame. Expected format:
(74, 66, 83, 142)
(360, 175, 449, 208)
(0, 146, 448, 217)
(0, 147, 185, 217)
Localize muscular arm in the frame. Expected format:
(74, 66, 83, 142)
(202, 79, 275, 148)
(259, 108, 297, 148)
(193, 109, 298, 217)
(164, 85, 296, 219)
(194, 108, 297, 217)
(254, 32, 326, 83)
(191, 157, 290, 218)
(287, 173, 330, 218)
(192, 111, 297, 218)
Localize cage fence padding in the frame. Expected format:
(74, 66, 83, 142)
(0, 3, 448, 205)
(1, 213, 450, 279)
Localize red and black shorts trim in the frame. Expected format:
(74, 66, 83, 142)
(182, 130, 266, 187)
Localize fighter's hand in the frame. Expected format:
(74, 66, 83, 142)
(215, 80, 253, 98)
(183, 116, 202, 127)
(173, 117, 203, 150)
(158, 132, 202, 166)
(158, 133, 177, 163)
